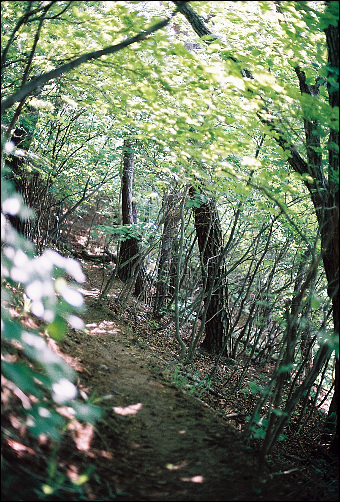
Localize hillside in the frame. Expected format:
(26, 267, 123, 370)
(2, 258, 338, 501)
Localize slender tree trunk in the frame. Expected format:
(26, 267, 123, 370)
(117, 139, 145, 297)
(283, 249, 311, 380)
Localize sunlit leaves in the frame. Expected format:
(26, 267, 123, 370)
(51, 378, 78, 403)
(1, 2, 337, 468)
(2, 236, 85, 323)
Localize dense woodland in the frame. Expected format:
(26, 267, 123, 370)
(1, 1, 339, 500)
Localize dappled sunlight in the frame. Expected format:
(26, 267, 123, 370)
(2, 352, 18, 363)
(99, 450, 113, 459)
(5, 438, 36, 457)
(180, 475, 204, 483)
(166, 460, 188, 470)
(46, 336, 84, 371)
(86, 448, 114, 460)
(85, 320, 120, 336)
(113, 403, 143, 416)
(76, 236, 88, 247)
(66, 463, 80, 482)
(79, 286, 100, 298)
(2, 0, 339, 498)
(131, 441, 141, 448)
(1, 375, 35, 410)
(166, 461, 204, 484)
(68, 421, 94, 451)
(38, 433, 50, 446)
(8, 412, 26, 433)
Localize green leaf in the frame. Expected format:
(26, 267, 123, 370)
(1, 318, 22, 341)
(248, 381, 262, 394)
(271, 408, 288, 417)
(252, 428, 266, 439)
(278, 363, 294, 374)
(2, 361, 44, 398)
(46, 315, 68, 341)
(24, 404, 65, 440)
(21, 332, 75, 382)
(311, 296, 321, 309)
(71, 401, 103, 423)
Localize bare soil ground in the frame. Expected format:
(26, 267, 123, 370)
(2, 261, 339, 501)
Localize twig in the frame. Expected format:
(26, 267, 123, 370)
(269, 467, 302, 477)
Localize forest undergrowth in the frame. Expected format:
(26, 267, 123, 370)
(2, 259, 338, 501)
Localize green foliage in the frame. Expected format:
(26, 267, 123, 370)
(162, 363, 211, 399)
(246, 411, 287, 441)
(1, 0, 338, 469)
(243, 381, 264, 395)
(93, 221, 157, 242)
(186, 193, 209, 208)
(35, 449, 95, 499)
(1, 165, 102, 443)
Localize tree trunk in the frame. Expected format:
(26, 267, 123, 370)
(153, 192, 181, 317)
(323, 12, 339, 453)
(189, 187, 229, 355)
(117, 139, 145, 297)
(283, 249, 311, 380)
(174, 0, 338, 452)
(5, 100, 41, 237)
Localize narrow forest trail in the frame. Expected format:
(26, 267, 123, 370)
(59, 272, 261, 501)
(62, 302, 258, 501)
(50, 262, 337, 501)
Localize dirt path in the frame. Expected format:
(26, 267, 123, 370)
(63, 309, 261, 501)
(53, 266, 327, 501)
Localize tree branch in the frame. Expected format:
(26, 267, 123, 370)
(1, 1, 58, 69)
(1, 13, 178, 115)
(172, 1, 218, 42)
(173, 1, 328, 201)
(172, 1, 252, 77)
